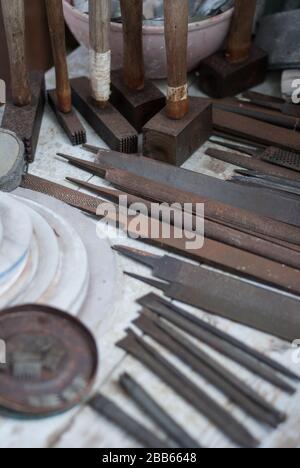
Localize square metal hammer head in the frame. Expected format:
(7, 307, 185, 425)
(143, 97, 212, 166)
(197, 45, 268, 99)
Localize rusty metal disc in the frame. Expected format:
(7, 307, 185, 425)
(0, 304, 98, 417)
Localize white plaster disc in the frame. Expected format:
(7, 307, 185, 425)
(0, 236, 39, 309)
(0, 193, 32, 283)
(16, 198, 89, 313)
(12, 199, 60, 304)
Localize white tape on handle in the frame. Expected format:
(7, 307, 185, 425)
(89, 49, 111, 102)
(167, 84, 188, 102)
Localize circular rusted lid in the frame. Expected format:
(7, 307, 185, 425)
(0, 304, 98, 417)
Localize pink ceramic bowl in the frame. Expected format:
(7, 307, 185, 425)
(63, 0, 234, 80)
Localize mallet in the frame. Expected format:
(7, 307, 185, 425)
(46, 0, 86, 146)
(197, 0, 268, 98)
(143, 0, 212, 166)
(70, 0, 138, 154)
(110, 0, 165, 133)
(1, 0, 45, 162)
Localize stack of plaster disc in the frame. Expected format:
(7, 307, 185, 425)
(0, 191, 91, 314)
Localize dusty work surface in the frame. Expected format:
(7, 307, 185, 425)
(1, 47, 299, 449)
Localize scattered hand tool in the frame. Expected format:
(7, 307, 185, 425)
(89, 394, 171, 448)
(59, 150, 300, 233)
(135, 312, 286, 428)
(213, 107, 300, 154)
(120, 373, 201, 449)
(70, 0, 138, 153)
(139, 293, 299, 385)
(243, 91, 300, 118)
(143, 0, 212, 165)
(209, 137, 300, 174)
(231, 170, 300, 197)
(205, 147, 300, 184)
(213, 97, 300, 131)
(21, 174, 300, 299)
(45, 0, 86, 146)
(1, 0, 45, 162)
(115, 244, 300, 341)
(67, 176, 300, 270)
(0, 129, 25, 191)
(118, 330, 259, 448)
(109, 0, 165, 132)
(197, 0, 268, 97)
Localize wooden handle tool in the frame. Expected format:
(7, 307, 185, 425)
(226, 0, 257, 64)
(89, 0, 111, 108)
(1, 0, 31, 107)
(120, 0, 144, 90)
(45, 0, 72, 114)
(164, 0, 189, 120)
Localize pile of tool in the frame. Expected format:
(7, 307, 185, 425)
(86, 290, 300, 448)
(204, 89, 300, 196)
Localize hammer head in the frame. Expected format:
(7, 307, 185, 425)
(70, 76, 138, 154)
(197, 45, 268, 99)
(110, 70, 166, 133)
(1, 71, 45, 163)
(143, 97, 212, 166)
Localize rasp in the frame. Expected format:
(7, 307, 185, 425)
(134, 312, 286, 427)
(59, 149, 300, 227)
(119, 373, 201, 449)
(213, 107, 300, 154)
(89, 393, 172, 448)
(213, 99, 300, 132)
(20, 175, 300, 297)
(59, 153, 300, 245)
(138, 293, 299, 384)
(127, 269, 300, 344)
(205, 148, 300, 184)
(231, 171, 300, 197)
(67, 176, 300, 270)
(118, 330, 259, 448)
(115, 245, 300, 341)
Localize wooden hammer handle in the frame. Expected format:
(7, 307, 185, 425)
(120, 0, 144, 90)
(89, 0, 111, 106)
(226, 0, 256, 64)
(45, 0, 72, 113)
(164, 0, 189, 120)
(1, 0, 31, 107)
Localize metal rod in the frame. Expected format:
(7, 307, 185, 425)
(120, 373, 201, 448)
(118, 330, 259, 448)
(89, 393, 172, 448)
